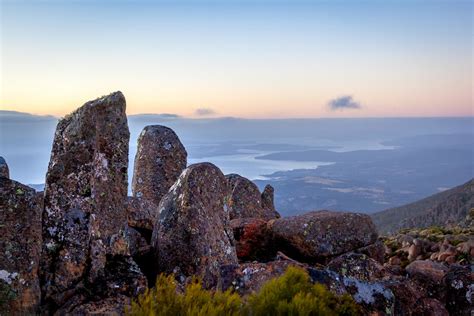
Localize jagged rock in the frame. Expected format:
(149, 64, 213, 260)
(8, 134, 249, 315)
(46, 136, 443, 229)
(220, 253, 397, 315)
(127, 227, 155, 286)
(444, 265, 473, 315)
(126, 196, 160, 231)
(354, 240, 385, 264)
(40, 92, 140, 309)
(54, 257, 146, 315)
(261, 184, 281, 218)
(408, 239, 422, 261)
(128, 227, 150, 258)
(327, 253, 390, 282)
(219, 258, 304, 295)
(384, 280, 448, 316)
(0, 157, 9, 179)
(226, 174, 279, 220)
(0, 178, 42, 314)
(67, 295, 131, 316)
(268, 210, 378, 263)
(405, 260, 448, 300)
(132, 125, 187, 206)
(152, 163, 237, 287)
(230, 218, 275, 261)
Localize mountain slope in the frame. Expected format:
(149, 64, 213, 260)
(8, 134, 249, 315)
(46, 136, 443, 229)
(371, 179, 473, 234)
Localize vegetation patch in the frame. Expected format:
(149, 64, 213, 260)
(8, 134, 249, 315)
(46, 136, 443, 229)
(128, 266, 361, 316)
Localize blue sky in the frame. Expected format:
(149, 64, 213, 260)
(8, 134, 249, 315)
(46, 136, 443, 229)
(1, 0, 472, 117)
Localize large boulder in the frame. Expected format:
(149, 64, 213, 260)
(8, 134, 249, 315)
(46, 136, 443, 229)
(0, 178, 42, 314)
(444, 265, 473, 315)
(230, 218, 275, 261)
(219, 258, 303, 295)
(327, 253, 390, 282)
(152, 163, 238, 287)
(405, 260, 448, 300)
(268, 210, 378, 263)
(126, 196, 160, 232)
(40, 92, 143, 309)
(131, 125, 187, 206)
(0, 156, 9, 178)
(226, 174, 280, 220)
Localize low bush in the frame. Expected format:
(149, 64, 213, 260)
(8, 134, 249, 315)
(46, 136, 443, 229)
(128, 266, 361, 316)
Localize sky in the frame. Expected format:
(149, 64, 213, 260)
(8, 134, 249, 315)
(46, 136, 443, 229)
(0, 0, 472, 118)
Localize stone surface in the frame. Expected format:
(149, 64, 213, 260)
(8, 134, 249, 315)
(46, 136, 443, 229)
(126, 196, 160, 231)
(261, 184, 281, 219)
(444, 265, 474, 316)
(54, 257, 146, 315)
(327, 253, 390, 282)
(0, 178, 42, 314)
(219, 258, 303, 295)
(230, 218, 275, 261)
(354, 240, 385, 264)
(405, 260, 448, 299)
(268, 210, 378, 263)
(40, 92, 135, 309)
(152, 163, 238, 287)
(131, 125, 187, 206)
(226, 174, 279, 220)
(0, 156, 9, 179)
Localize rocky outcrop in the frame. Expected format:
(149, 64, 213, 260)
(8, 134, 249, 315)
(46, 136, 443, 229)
(131, 125, 187, 206)
(219, 256, 303, 295)
(0, 156, 9, 179)
(0, 178, 42, 314)
(405, 260, 448, 299)
(444, 265, 473, 316)
(40, 92, 146, 311)
(1, 92, 467, 315)
(230, 218, 275, 261)
(226, 174, 280, 220)
(268, 210, 378, 263)
(261, 184, 280, 219)
(152, 163, 238, 287)
(126, 196, 160, 231)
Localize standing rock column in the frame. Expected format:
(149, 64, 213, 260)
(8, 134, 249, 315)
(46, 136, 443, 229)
(0, 156, 9, 178)
(261, 184, 281, 218)
(132, 125, 187, 206)
(40, 92, 131, 307)
(0, 177, 42, 314)
(152, 163, 238, 287)
(226, 174, 280, 220)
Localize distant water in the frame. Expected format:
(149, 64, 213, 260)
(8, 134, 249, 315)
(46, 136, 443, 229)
(188, 153, 334, 180)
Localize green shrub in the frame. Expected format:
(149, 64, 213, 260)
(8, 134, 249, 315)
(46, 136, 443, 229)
(247, 266, 361, 316)
(128, 274, 243, 316)
(128, 267, 361, 316)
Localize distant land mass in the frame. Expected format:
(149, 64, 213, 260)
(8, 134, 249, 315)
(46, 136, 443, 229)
(372, 179, 474, 235)
(1, 110, 473, 215)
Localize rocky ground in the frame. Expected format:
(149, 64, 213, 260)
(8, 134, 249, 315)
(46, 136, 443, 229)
(0, 92, 472, 315)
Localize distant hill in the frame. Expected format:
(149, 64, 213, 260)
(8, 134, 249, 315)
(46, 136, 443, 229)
(371, 179, 474, 235)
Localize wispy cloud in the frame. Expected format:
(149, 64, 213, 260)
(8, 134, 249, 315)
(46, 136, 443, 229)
(194, 108, 216, 116)
(328, 95, 361, 110)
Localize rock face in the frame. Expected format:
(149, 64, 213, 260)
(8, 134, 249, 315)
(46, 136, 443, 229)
(40, 92, 138, 309)
(226, 174, 280, 220)
(0, 178, 42, 314)
(444, 265, 474, 315)
(405, 260, 448, 299)
(261, 184, 280, 219)
(0, 156, 9, 179)
(152, 163, 238, 287)
(132, 125, 187, 206)
(269, 210, 378, 263)
(126, 196, 160, 231)
(230, 218, 275, 261)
